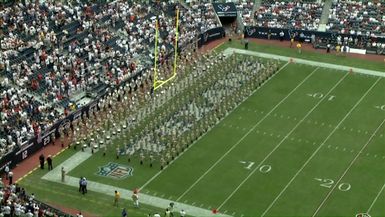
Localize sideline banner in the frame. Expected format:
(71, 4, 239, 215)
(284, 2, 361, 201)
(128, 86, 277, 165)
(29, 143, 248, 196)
(198, 27, 226, 47)
(244, 26, 385, 55)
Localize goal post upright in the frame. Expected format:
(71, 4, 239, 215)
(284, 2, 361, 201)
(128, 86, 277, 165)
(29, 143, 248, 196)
(153, 19, 159, 90)
(153, 8, 180, 92)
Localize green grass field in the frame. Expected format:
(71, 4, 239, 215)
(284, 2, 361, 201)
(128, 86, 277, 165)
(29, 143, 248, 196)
(18, 40, 385, 217)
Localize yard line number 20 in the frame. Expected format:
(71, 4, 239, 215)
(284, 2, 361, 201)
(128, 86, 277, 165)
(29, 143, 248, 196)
(314, 178, 351, 191)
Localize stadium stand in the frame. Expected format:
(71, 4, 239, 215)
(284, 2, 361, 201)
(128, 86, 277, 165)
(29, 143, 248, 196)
(0, 0, 222, 159)
(254, 0, 324, 30)
(326, 0, 385, 35)
(0, 182, 71, 217)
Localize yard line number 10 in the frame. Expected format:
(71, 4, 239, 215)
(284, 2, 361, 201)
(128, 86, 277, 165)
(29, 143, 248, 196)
(239, 161, 272, 173)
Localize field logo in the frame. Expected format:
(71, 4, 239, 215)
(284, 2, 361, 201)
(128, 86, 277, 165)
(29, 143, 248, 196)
(96, 162, 133, 179)
(356, 213, 371, 217)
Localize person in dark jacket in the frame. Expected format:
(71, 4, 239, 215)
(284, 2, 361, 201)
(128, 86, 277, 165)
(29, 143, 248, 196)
(39, 154, 45, 169)
(47, 155, 53, 170)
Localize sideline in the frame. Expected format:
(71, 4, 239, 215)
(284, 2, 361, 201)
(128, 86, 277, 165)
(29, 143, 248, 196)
(224, 48, 385, 77)
(41, 149, 231, 217)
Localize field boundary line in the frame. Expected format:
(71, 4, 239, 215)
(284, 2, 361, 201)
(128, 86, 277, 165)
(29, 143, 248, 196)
(46, 175, 231, 217)
(261, 77, 382, 217)
(175, 64, 318, 201)
(313, 118, 385, 216)
(218, 70, 349, 211)
(41, 148, 231, 217)
(224, 48, 385, 77)
(140, 61, 292, 191)
(367, 182, 385, 214)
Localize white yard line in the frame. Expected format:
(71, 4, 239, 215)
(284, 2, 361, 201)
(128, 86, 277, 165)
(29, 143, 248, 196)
(218, 70, 349, 211)
(367, 182, 385, 214)
(312, 118, 385, 216)
(224, 48, 385, 78)
(261, 77, 381, 217)
(175, 65, 318, 202)
(140, 61, 292, 191)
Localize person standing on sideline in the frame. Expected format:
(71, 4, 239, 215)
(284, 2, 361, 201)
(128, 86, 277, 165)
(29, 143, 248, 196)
(114, 190, 120, 207)
(8, 171, 13, 185)
(296, 42, 302, 54)
(4, 165, 9, 180)
(279, 30, 285, 41)
(47, 155, 53, 170)
(61, 167, 66, 182)
(121, 208, 127, 217)
(180, 209, 186, 217)
(39, 154, 45, 169)
(244, 39, 249, 50)
(132, 191, 139, 208)
(82, 177, 88, 194)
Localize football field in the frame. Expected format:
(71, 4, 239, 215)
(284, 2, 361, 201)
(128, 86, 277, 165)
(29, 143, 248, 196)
(18, 44, 385, 217)
(140, 56, 385, 216)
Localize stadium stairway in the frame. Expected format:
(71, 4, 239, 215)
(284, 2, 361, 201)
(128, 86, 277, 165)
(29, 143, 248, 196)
(318, 0, 333, 31)
(253, 0, 262, 12)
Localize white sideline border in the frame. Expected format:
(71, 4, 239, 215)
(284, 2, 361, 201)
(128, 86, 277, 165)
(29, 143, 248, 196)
(223, 48, 385, 78)
(42, 151, 231, 217)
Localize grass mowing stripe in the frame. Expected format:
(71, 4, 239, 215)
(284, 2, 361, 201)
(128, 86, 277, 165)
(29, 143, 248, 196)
(367, 182, 385, 214)
(217, 70, 349, 211)
(140, 61, 291, 191)
(261, 77, 382, 217)
(174, 64, 317, 201)
(312, 118, 385, 216)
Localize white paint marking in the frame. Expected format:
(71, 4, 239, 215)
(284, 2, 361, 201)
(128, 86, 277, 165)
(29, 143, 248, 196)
(175, 64, 314, 202)
(366, 183, 385, 213)
(262, 77, 381, 217)
(219, 70, 348, 211)
(313, 118, 385, 216)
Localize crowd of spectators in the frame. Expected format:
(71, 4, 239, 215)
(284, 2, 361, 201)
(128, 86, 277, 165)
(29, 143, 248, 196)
(0, 0, 221, 158)
(236, 0, 255, 26)
(326, 0, 385, 36)
(254, 0, 324, 30)
(0, 182, 70, 217)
